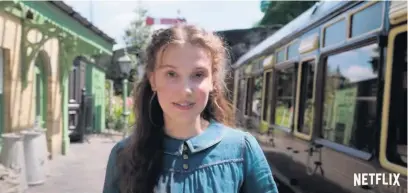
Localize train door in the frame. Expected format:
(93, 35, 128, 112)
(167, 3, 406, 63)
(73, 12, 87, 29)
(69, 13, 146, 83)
(379, 23, 407, 177)
(272, 63, 298, 133)
(294, 57, 316, 141)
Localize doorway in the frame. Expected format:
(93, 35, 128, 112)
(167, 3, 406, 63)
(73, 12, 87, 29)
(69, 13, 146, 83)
(34, 56, 47, 128)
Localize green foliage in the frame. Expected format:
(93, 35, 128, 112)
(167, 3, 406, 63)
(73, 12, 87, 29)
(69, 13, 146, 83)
(105, 79, 136, 132)
(258, 1, 318, 26)
(120, 3, 152, 93)
(106, 100, 136, 132)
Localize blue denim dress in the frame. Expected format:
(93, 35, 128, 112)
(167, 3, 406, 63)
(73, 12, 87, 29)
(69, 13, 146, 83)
(103, 121, 278, 193)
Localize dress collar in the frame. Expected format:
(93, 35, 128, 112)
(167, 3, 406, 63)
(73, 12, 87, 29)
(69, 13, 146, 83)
(163, 120, 225, 156)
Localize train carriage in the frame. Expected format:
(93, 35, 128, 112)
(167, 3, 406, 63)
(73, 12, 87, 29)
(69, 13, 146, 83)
(231, 1, 407, 193)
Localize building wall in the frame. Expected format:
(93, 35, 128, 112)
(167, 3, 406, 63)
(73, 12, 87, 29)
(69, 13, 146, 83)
(0, 11, 63, 157)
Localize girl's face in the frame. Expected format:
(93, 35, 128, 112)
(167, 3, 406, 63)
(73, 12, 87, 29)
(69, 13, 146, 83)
(149, 43, 213, 123)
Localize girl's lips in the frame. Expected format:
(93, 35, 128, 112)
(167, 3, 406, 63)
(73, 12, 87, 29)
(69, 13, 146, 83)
(172, 102, 195, 110)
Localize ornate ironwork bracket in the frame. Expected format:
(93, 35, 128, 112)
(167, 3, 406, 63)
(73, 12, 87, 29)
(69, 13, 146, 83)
(58, 35, 78, 89)
(20, 12, 66, 89)
(2, 2, 106, 90)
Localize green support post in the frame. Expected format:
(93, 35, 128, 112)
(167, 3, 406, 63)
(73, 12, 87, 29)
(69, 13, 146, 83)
(122, 78, 130, 138)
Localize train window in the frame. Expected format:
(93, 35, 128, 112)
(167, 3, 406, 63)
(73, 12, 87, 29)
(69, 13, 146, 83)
(274, 67, 296, 128)
(323, 19, 346, 47)
(287, 41, 300, 60)
(385, 31, 407, 167)
(350, 2, 383, 38)
(262, 71, 272, 121)
(297, 60, 315, 135)
(322, 44, 379, 153)
(252, 75, 263, 119)
(276, 49, 285, 63)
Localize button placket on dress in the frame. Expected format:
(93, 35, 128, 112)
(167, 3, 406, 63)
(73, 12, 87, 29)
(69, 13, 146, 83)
(182, 143, 189, 170)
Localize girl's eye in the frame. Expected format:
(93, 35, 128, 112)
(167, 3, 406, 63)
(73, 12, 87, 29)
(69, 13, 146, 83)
(193, 72, 205, 78)
(167, 71, 177, 77)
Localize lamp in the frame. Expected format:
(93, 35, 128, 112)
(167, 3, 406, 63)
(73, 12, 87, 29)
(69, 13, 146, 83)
(118, 55, 132, 78)
(117, 54, 133, 138)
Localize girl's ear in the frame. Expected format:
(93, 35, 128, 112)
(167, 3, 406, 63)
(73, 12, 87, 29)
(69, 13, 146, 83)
(148, 72, 156, 91)
(210, 80, 216, 93)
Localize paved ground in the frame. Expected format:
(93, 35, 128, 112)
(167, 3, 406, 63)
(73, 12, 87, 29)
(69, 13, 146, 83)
(26, 135, 122, 193)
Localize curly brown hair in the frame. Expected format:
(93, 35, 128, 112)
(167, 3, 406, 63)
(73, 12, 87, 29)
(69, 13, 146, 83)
(116, 24, 236, 193)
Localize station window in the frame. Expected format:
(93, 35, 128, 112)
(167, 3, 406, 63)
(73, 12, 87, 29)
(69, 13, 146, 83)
(323, 19, 346, 47)
(350, 2, 383, 38)
(322, 44, 379, 153)
(252, 75, 263, 119)
(274, 67, 297, 128)
(385, 31, 407, 167)
(297, 60, 315, 135)
(262, 71, 272, 121)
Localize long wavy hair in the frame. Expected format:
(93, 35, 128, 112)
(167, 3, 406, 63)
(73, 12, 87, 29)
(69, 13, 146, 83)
(116, 24, 236, 193)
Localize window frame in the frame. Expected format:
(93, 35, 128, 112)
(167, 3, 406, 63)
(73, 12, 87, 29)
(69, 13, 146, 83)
(379, 24, 407, 176)
(286, 39, 300, 61)
(232, 69, 240, 110)
(261, 69, 273, 122)
(294, 56, 317, 141)
(270, 62, 298, 133)
(320, 16, 347, 50)
(261, 55, 274, 124)
(275, 46, 287, 64)
(316, 41, 382, 161)
(347, 1, 385, 41)
(243, 77, 253, 117)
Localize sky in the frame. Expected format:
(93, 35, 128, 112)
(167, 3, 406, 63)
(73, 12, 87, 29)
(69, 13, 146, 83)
(64, 0, 265, 50)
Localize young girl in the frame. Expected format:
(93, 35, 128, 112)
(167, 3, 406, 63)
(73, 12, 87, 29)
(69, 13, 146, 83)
(103, 24, 278, 193)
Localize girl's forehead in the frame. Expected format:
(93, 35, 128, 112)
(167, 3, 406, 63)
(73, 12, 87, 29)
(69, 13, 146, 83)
(158, 43, 212, 67)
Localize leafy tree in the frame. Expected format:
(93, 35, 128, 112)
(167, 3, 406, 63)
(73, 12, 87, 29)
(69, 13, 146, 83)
(258, 1, 318, 26)
(123, 2, 152, 58)
(115, 2, 152, 96)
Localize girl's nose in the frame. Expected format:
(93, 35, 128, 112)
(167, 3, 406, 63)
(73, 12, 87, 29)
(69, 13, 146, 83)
(182, 79, 193, 95)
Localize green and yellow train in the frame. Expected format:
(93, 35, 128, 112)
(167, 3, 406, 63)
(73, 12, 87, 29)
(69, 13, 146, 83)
(230, 1, 407, 193)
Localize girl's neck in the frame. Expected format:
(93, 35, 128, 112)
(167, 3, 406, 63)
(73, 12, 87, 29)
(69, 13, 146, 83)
(163, 116, 209, 140)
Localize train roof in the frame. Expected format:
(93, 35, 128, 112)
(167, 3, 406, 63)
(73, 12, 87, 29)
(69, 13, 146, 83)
(233, 1, 351, 68)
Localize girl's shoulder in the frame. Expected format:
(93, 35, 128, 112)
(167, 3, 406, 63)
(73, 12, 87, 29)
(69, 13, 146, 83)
(109, 136, 131, 156)
(215, 121, 256, 139)
(213, 123, 262, 153)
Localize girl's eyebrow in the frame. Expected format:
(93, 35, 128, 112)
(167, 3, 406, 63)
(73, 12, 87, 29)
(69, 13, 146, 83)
(157, 64, 177, 69)
(195, 67, 208, 71)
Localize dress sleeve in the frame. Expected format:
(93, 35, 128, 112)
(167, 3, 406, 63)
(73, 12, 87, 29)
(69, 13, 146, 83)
(241, 132, 279, 193)
(103, 142, 122, 193)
